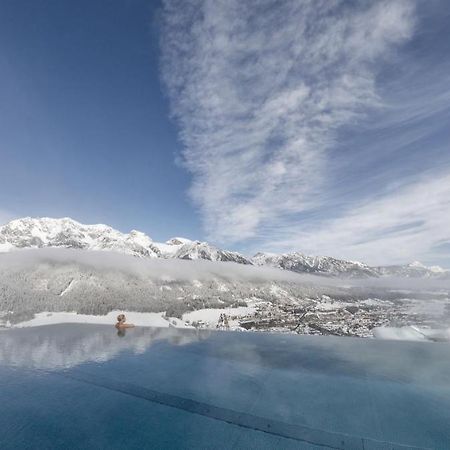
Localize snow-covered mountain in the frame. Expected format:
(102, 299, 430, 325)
(0, 217, 161, 257)
(171, 240, 252, 264)
(252, 252, 378, 278)
(153, 238, 252, 263)
(373, 261, 449, 278)
(0, 217, 251, 264)
(253, 251, 449, 279)
(0, 217, 448, 278)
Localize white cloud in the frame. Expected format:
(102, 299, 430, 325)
(267, 170, 450, 266)
(161, 0, 416, 245)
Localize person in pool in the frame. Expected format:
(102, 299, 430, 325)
(115, 314, 135, 329)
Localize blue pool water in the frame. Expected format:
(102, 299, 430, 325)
(0, 324, 449, 449)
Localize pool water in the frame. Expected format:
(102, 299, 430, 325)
(0, 324, 449, 449)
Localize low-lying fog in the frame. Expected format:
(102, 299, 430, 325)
(2, 247, 450, 289)
(0, 248, 449, 339)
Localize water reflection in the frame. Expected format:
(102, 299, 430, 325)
(0, 324, 208, 370)
(1, 325, 450, 448)
(2, 323, 450, 387)
(117, 328, 126, 338)
(192, 333, 450, 386)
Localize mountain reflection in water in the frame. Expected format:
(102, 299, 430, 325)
(0, 324, 208, 370)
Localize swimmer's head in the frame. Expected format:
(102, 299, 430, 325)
(117, 314, 126, 323)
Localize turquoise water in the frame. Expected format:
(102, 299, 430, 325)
(0, 324, 449, 449)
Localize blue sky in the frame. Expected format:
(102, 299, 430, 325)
(1, 0, 450, 266)
(0, 0, 201, 240)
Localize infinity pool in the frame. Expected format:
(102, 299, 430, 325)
(1, 324, 449, 449)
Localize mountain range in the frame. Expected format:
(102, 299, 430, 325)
(0, 217, 447, 279)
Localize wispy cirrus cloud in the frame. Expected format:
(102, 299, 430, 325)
(266, 170, 450, 266)
(160, 0, 416, 244)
